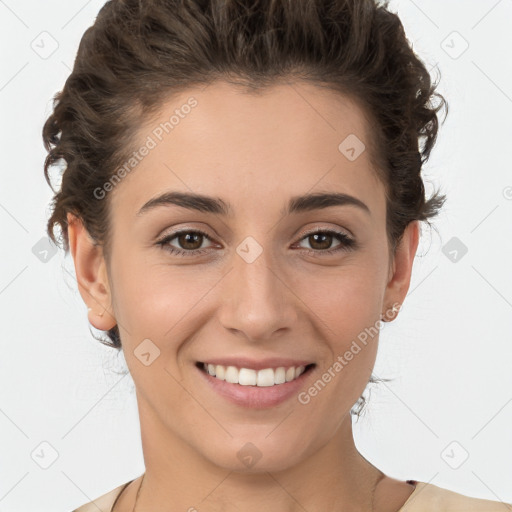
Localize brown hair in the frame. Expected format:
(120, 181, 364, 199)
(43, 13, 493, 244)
(42, 0, 447, 417)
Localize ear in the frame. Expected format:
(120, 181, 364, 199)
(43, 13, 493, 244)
(382, 220, 420, 321)
(67, 212, 117, 331)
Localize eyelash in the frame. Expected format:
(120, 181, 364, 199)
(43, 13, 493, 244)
(156, 228, 356, 258)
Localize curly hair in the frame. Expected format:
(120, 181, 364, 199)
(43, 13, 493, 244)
(42, 0, 447, 416)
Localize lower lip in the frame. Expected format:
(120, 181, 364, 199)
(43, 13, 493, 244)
(196, 363, 315, 409)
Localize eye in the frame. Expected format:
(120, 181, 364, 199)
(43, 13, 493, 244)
(156, 229, 215, 257)
(156, 227, 357, 258)
(294, 228, 356, 255)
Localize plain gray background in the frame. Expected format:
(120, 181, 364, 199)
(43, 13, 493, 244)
(0, 1, 511, 510)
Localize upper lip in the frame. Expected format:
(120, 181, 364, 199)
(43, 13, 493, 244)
(198, 357, 315, 371)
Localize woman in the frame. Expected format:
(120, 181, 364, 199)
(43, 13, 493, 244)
(42, 0, 511, 510)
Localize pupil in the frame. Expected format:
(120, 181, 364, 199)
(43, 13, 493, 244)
(311, 233, 331, 250)
(180, 233, 201, 249)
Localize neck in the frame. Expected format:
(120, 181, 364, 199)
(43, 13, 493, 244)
(133, 394, 384, 512)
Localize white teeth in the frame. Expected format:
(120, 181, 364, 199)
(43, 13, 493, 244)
(295, 366, 305, 379)
(225, 365, 238, 384)
(239, 368, 257, 386)
(215, 364, 225, 380)
(256, 368, 274, 387)
(274, 367, 286, 384)
(201, 363, 308, 386)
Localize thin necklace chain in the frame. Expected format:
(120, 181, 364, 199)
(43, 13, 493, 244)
(128, 471, 382, 512)
(110, 472, 145, 512)
(132, 472, 145, 512)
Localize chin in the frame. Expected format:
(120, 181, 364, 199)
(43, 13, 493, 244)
(195, 432, 314, 474)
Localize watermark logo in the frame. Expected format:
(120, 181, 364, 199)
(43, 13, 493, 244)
(440, 440, 469, 469)
(338, 133, 366, 162)
(441, 236, 468, 263)
(31, 441, 59, 469)
(236, 236, 264, 264)
(31, 31, 59, 60)
(237, 442, 262, 468)
(441, 31, 469, 60)
(134, 338, 161, 366)
(32, 236, 58, 263)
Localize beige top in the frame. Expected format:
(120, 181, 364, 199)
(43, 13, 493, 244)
(73, 480, 512, 512)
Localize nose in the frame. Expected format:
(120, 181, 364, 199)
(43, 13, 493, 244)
(218, 241, 298, 342)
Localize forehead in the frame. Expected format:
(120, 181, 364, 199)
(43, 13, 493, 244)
(109, 80, 385, 219)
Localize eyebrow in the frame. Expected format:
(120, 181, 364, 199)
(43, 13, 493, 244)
(136, 191, 371, 217)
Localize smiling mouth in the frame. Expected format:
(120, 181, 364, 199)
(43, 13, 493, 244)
(195, 361, 316, 387)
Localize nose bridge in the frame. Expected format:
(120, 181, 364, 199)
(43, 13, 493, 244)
(219, 235, 297, 339)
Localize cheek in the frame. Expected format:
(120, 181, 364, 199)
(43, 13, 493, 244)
(295, 267, 382, 424)
(110, 254, 222, 346)
(290, 258, 384, 401)
(293, 258, 384, 335)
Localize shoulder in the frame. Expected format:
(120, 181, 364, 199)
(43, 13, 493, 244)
(400, 481, 512, 511)
(71, 481, 130, 512)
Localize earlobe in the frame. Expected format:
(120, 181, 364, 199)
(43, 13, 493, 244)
(67, 213, 117, 331)
(381, 220, 420, 321)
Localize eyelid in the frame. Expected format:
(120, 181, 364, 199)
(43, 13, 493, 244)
(157, 228, 216, 249)
(156, 224, 356, 257)
(157, 225, 350, 245)
(296, 225, 351, 239)
(292, 227, 356, 253)
(156, 222, 219, 240)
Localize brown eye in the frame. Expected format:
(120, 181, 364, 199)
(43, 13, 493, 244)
(176, 232, 204, 250)
(306, 232, 334, 250)
(296, 229, 356, 255)
(157, 229, 215, 257)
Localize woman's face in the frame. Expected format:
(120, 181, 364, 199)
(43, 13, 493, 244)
(74, 80, 418, 472)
